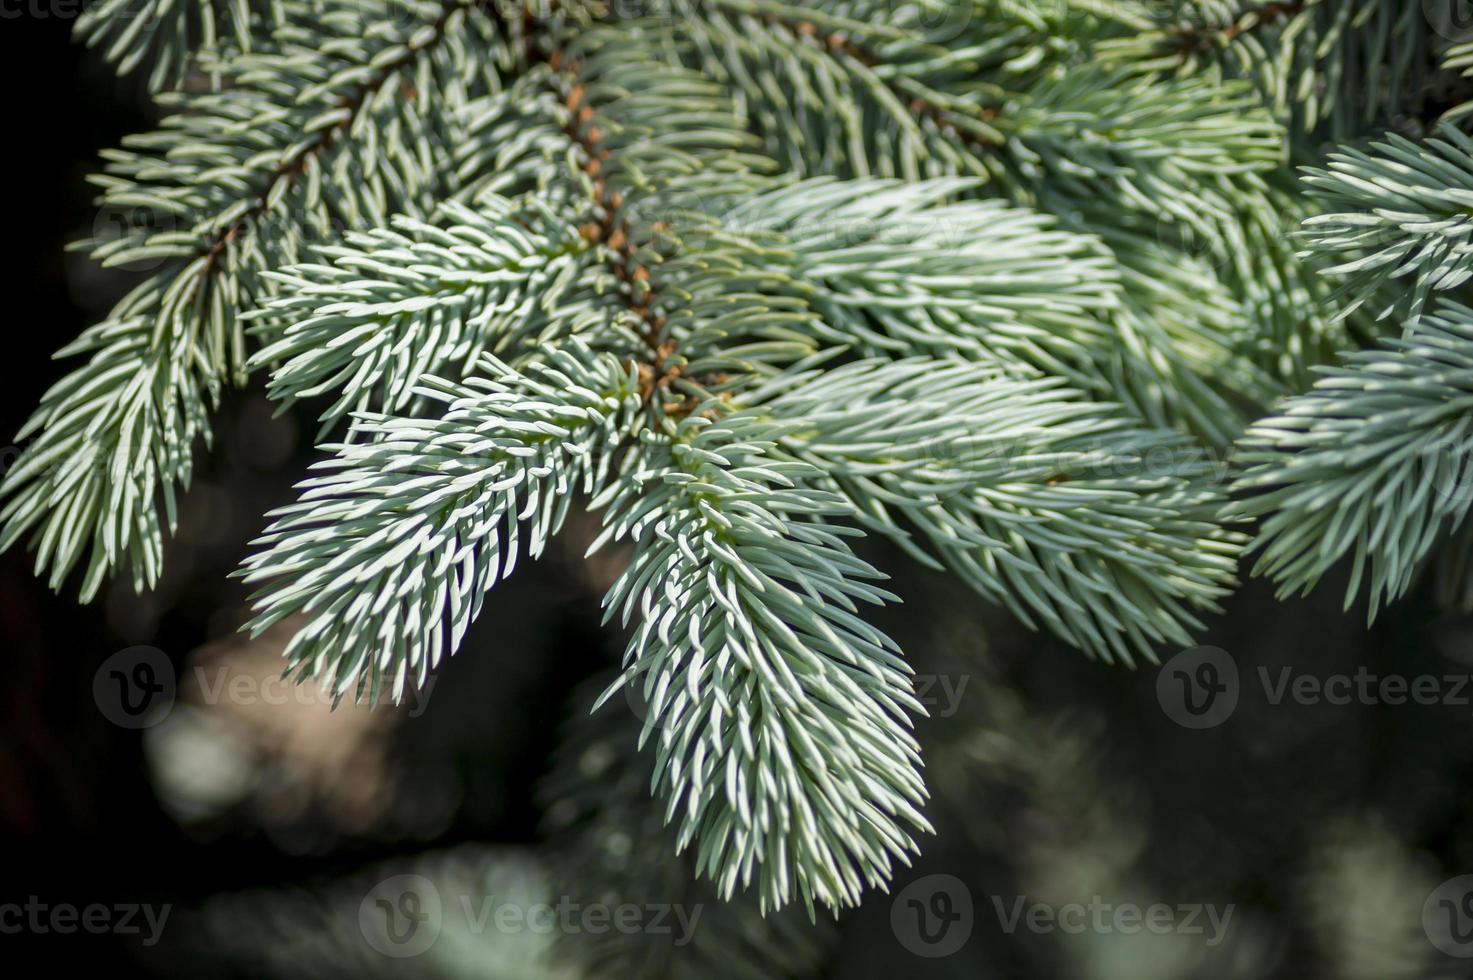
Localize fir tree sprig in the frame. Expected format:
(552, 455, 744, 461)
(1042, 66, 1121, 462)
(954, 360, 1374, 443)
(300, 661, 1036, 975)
(16, 0, 1473, 925)
(1299, 124, 1473, 329)
(592, 410, 930, 913)
(239, 342, 642, 703)
(1230, 301, 1473, 616)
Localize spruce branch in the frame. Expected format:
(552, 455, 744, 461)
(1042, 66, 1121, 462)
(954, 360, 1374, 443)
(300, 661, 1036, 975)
(1300, 123, 1473, 328)
(1166, 0, 1313, 55)
(1442, 36, 1473, 124)
(76, 0, 276, 90)
(1229, 301, 1473, 616)
(0, 290, 214, 600)
(238, 342, 642, 703)
(541, 676, 836, 977)
(249, 197, 595, 422)
(1104, 0, 1449, 138)
(2, 0, 523, 599)
(719, 175, 1120, 382)
(20, 0, 1455, 933)
(665, 0, 1287, 437)
(241, 56, 948, 913)
(760, 359, 1244, 664)
(592, 410, 930, 913)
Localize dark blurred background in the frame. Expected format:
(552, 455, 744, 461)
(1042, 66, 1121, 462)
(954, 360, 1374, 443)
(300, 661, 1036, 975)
(9, 12, 1473, 980)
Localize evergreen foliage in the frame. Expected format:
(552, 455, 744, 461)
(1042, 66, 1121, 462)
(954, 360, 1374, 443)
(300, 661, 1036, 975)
(13, 0, 1473, 932)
